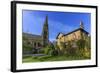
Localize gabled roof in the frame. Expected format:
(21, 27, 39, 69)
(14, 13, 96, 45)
(56, 32, 64, 39)
(23, 32, 42, 39)
(64, 28, 89, 36)
(56, 28, 89, 39)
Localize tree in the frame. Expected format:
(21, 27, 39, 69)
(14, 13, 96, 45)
(66, 41, 77, 56)
(54, 43, 61, 55)
(85, 36, 91, 49)
(84, 36, 91, 58)
(43, 43, 58, 56)
(77, 39, 86, 50)
(76, 31, 86, 56)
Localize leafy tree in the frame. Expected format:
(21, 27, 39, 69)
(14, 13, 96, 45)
(76, 39, 86, 50)
(50, 49, 58, 56)
(76, 31, 86, 56)
(54, 43, 61, 55)
(83, 36, 91, 58)
(43, 44, 58, 56)
(85, 36, 91, 49)
(66, 41, 77, 56)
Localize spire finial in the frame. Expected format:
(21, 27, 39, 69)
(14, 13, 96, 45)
(80, 21, 84, 29)
(44, 15, 48, 24)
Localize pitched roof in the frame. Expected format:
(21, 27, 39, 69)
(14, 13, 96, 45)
(64, 28, 89, 36)
(23, 32, 42, 39)
(56, 28, 89, 39)
(56, 32, 64, 39)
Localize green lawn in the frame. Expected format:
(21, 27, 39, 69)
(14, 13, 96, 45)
(22, 55, 90, 63)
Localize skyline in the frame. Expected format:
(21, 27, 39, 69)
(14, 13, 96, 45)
(22, 10, 91, 42)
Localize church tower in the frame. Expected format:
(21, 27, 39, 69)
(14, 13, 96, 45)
(80, 21, 84, 29)
(42, 16, 49, 47)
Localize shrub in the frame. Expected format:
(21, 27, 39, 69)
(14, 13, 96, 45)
(85, 36, 91, 49)
(44, 46, 51, 55)
(23, 44, 33, 51)
(58, 42, 67, 55)
(39, 48, 45, 54)
(22, 44, 33, 55)
(66, 47, 78, 56)
(76, 39, 86, 50)
(50, 49, 58, 56)
(76, 39, 86, 56)
(43, 44, 59, 56)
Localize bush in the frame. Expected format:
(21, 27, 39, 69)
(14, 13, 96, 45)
(23, 45, 33, 51)
(50, 49, 58, 56)
(44, 46, 51, 55)
(77, 39, 85, 50)
(76, 39, 86, 56)
(23, 44, 33, 55)
(43, 44, 58, 56)
(39, 48, 45, 54)
(66, 47, 77, 56)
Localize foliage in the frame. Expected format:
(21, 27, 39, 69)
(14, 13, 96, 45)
(54, 43, 60, 50)
(58, 42, 66, 55)
(23, 44, 33, 51)
(66, 41, 78, 56)
(23, 36, 33, 51)
(85, 36, 91, 49)
(43, 44, 58, 56)
(39, 48, 45, 54)
(50, 49, 58, 56)
(60, 42, 66, 49)
(44, 46, 51, 55)
(76, 39, 86, 50)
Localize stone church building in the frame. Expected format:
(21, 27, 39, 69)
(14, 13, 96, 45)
(56, 21, 89, 51)
(23, 16, 49, 54)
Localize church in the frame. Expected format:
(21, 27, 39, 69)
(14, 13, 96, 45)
(56, 21, 89, 51)
(23, 16, 49, 54)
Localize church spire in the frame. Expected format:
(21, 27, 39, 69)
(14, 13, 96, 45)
(44, 15, 48, 25)
(80, 21, 84, 29)
(42, 15, 49, 47)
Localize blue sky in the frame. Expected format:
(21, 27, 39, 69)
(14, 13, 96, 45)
(22, 10, 91, 42)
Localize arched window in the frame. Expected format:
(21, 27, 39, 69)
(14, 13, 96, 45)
(34, 42, 36, 47)
(38, 42, 41, 47)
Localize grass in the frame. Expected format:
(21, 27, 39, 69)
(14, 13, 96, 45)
(22, 55, 90, 63)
